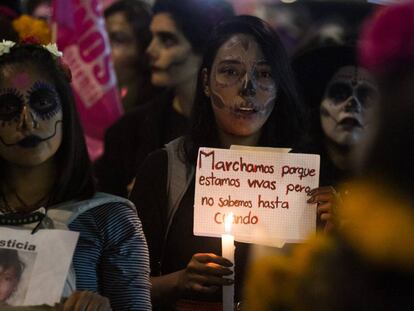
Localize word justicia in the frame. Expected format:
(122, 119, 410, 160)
(0, 239, 36, 251)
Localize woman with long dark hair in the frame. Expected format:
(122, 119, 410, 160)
(0, 43, 151, 310)
(130, 15, 307, 310)
(95, 0, 234, 197)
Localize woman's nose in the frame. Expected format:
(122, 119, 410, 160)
(240, 74, 256, 97)
(344, 97, 362, 113)
(17, 105, 38, 131)
(146, 38, 158, 62)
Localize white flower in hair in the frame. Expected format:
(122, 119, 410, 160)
(44, 43, 63, 57)
(0, 40, 16, 56)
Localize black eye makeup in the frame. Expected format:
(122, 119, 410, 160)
(326, 82, 351, 103)
(0, 89, 24, 125)
(29, 82, 61, 120)
(325, 81, 378, 106)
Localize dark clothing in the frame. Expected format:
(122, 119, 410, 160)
(94, 91, 190, 197)
(294, 142, 349, 187)
(130, 149, 251, 307)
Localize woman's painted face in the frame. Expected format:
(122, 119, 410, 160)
(106, 11, 139, 86)
(0, 266, 18, 302)
(0, 65, 63, 167)
(320, 66, 378, 147)
(205, 34, 277, 137)
(146, 13, 201, 88)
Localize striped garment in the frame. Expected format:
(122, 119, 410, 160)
(68, 202, 151, 311)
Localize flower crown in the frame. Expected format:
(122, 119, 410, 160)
(0, 40, 63, 58)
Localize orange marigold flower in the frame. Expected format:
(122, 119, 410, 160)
(12, 15, 52, 45)
(339, 181, 414, 271)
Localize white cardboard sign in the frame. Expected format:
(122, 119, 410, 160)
(194, 148, 320, 246)
(0, 228, 79, 306)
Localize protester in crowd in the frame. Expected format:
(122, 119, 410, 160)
(104, 0, 156, 112)
(94, 0, 234, 197)
(244, 3, 414, 310)
(0, 42, 151, 310)
(127, 15, 324, 310)
(0, 249, 24, 305)
(26, 0, 51, 22)
(292, 45, 379, 231)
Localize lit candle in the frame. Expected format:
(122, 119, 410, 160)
(222, 212, 235, 311)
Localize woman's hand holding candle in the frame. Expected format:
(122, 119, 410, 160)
(176, 253, 234, 294)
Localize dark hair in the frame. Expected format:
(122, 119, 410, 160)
(104, 0, 152, 57)
(184, 15, 305, 163)
(292, 45, 357, 148)
(0, 249, 25, 281)
(0, 1, 21, 19)
(0, 15, 18, 41)
(0, 44, 95, 205)
(153, 0, 234, 54)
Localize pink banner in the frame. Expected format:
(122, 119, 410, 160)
(52, 0, 123, 160)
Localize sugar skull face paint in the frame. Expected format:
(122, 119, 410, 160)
(205, 34, 277, 137)
(106, 11, 139, 87)
(147, 13, 201, 88)
(0, 65, 63, 167)
(320, 66, 378, 147)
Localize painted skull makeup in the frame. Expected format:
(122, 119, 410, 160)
(0, 82, 61, 126)
(146, 13, 201, 88)
(320, 66, 378, 147)
(0, 66, 63, 167)
(206, 34, 277, 137)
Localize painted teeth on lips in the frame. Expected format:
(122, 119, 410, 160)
(339, 117, 361, 128)
(238, 107, 255, 112)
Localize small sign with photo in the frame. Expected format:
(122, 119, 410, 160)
(0, 228, 78, 307)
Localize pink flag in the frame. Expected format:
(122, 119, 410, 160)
(52, 0, 123, 160)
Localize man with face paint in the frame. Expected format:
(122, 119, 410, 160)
(95, 0, 234, 197)
(293, 45, 379, 231)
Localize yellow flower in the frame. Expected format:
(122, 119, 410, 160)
(12, 15, 52, 45)
(244, 235, 334, 311)
(339, 181, 414, 270)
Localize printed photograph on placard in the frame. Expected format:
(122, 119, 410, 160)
(0, 249, 37, 307)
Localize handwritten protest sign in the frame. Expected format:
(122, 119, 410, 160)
(194, 148, 320, 246)
(0, 228, 78, 306)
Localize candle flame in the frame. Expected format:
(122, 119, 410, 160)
(225, 212, 233, 233)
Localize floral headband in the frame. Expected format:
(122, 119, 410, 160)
(0, 40, 63, 58)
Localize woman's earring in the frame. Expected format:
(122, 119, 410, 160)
(204, 87, 210, 97)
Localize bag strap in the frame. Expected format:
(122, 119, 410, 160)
(165, 137, 195, 241)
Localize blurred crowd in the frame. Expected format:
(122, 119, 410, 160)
(1, 0, 414, 310)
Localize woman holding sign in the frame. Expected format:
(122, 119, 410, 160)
(130, 15, 318, 310)
(0, 42, 151, 310)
